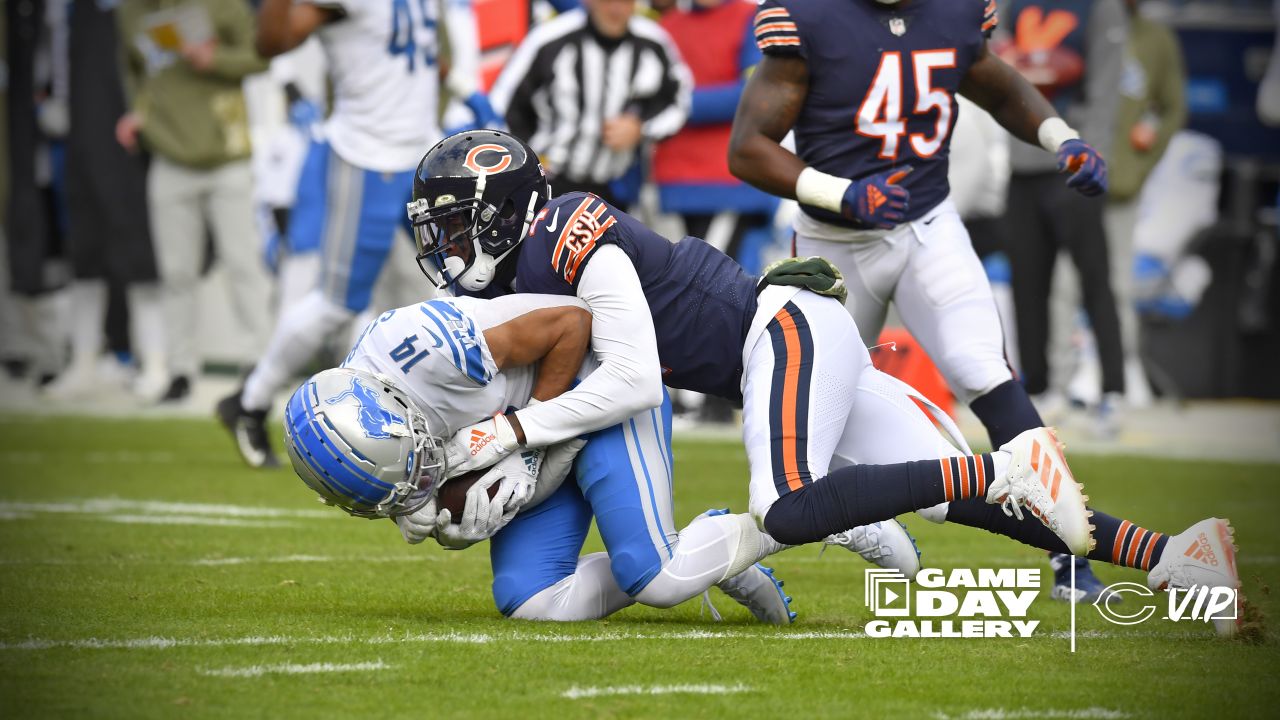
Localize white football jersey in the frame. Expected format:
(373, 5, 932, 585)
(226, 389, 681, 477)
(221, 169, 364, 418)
(307, 0, 442, 172)
(342, 295, 588, 436)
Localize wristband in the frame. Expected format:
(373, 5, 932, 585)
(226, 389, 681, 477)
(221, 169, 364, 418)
(796, 167, 852, 214)
(1037, 117, 1080, 154)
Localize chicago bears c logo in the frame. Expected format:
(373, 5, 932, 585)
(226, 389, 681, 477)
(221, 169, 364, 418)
(463, 144, 513, 174)
(326, 377, 406, 440)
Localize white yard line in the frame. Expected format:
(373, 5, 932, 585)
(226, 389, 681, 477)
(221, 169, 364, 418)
(0, 555, 431, 566)
(199, 661, 391, 678)
(103, 515, 301, 528)
(561, 683, 752, 699)
(0, 499, 335, 519)
(6, 628, 1216, 652)
(933, 709, 1130, 720)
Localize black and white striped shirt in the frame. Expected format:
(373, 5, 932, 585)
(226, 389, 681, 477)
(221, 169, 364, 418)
(489, 9, 691, 185)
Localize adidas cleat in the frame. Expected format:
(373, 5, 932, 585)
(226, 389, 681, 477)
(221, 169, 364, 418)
(717, 563, 796, 625)
(991, 428, 1093, 556)
(824, 519, 921, 580)
(1147, 518, 1241, 637)
(216, 391, 280, 469)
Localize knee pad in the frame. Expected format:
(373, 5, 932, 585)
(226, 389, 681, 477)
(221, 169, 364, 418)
(506, 553, 628, 621)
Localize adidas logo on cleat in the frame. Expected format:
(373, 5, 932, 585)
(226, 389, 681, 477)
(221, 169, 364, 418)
(1183, 533, 1219, 566)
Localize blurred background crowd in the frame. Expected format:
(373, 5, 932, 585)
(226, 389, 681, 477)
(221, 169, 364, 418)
(2, 0, 1279, 443)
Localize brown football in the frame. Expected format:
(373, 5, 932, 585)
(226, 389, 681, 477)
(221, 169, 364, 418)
(436, 469, 498, 522)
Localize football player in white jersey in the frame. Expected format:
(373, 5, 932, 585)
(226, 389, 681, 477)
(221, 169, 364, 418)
(285, 293, 797, 622)
(218, 0, 496, 468)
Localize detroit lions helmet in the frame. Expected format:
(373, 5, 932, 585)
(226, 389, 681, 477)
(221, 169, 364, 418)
(406, 129, 550, 292)
(283, 368, 448, 519)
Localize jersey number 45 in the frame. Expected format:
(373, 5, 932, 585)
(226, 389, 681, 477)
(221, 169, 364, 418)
(857, 49, 957, 161)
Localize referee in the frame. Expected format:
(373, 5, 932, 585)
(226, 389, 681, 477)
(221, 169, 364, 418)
(489, 0, 690, 207)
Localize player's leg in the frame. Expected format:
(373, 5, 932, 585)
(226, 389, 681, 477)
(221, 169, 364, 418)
(744, 289, 921, 572)
(747, 292, 1092, 555)
(577, 395, 792, 622)
(1004, 174, 1059, 397)
(492, 479, 635, 621)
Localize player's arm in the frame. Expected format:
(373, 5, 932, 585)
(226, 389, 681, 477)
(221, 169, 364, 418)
(482, 304, 593, 428)
(727, 54, 809, 200)
(728, 54, 911, 228)
(509, 245, 665, 448)
(256, 0, 339, 58)
(960, 42, 1108, 195)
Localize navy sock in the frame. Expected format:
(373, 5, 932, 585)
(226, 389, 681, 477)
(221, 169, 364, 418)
(763, 455, 995, 546)
(1087, 510, 1169, 570)
(945, 497, 1070, 553)
(970, 379, 1044, 448)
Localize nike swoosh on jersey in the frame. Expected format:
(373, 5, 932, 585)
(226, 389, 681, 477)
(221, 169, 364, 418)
(545, 208, 561, 233)
(421, 326, 446, 349)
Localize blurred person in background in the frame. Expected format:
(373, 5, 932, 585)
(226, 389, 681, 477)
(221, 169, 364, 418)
(488, 0, 691, 208)
(117, 0, 271, 403)
(996, 0, 1127, 432)
(651, 0, 775, 424)
(5, 0, 158, 400)
(217, 0, 490, 468)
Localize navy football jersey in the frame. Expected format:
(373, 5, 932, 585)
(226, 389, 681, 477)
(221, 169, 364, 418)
(755, 0, 999, 228)
(496, 192, 760, 402)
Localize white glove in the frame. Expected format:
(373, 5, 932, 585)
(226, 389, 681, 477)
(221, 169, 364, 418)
(488, 448, 543, 520)
(526, 437, 587, 509)
(432, 465, 510, 550)
(444, 414, 520, 478)
(394, 498, 441, 544)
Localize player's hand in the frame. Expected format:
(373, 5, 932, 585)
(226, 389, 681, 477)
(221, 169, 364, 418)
(115, 112, 142, 153)
(394, 497, 441, 545)
(535, 437, 586, 504)
(444, 415, 519, 478)
(181, 39, 218, 73)
(840, 167, 913, 229)
(431, 471, 509, 549)
(1056, 139, 1107, 197)
(488, 448, 543, 520)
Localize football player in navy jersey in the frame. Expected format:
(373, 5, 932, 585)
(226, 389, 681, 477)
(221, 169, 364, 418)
(402, 130, 1242, 635)
(726, 0, 1113, 597)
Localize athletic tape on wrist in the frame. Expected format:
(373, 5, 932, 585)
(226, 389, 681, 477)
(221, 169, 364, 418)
(1037, 117, 1080, 154)
(796, 167, 852, 214)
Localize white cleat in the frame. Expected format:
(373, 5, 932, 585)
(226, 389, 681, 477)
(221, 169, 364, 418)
(824, 519, 921, 579)
(991, 427, 1093, 556)
(716, 563, 796, 625)
(1147, 518, 1241, 637)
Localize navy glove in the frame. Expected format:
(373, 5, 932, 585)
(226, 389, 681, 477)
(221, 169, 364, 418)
(1056, 139, 1107, 196)
(840, 167, 912, 229)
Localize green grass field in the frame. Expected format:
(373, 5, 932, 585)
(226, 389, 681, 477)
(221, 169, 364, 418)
(1, 416, 1278, 719)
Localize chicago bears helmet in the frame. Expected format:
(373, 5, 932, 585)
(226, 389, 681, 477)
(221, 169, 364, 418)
(283, 368, 448, 519)
(407, 130, 550, 292)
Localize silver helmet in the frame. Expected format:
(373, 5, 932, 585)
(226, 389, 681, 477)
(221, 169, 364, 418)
(283, 368, 448, 519)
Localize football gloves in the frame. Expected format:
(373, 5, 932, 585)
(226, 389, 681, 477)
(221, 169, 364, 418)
(444, 414, 519, 478)
(840, 167, 912, 229)
(488, 448, 543, 520)
(1056, 138, 1108, 196)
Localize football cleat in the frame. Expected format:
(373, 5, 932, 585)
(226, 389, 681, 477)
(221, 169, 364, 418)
(990, 428, 1093, 556)
(1049, 554, 1115, 604)
(216, 391, 280, 469)
(716, 563, 796, 625)
(824, 519, 921, 580)
(1147, 518, 1240, 637)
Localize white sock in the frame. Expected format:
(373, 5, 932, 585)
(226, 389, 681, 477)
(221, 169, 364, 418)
(241, 291, 353, 412)
(508, 552, 634, 621)
(633, 512, 784, 609)
(128, 282, 166, 375)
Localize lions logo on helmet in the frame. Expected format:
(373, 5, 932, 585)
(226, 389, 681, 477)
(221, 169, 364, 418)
(406, 130, 550, 292)
(283, 368, 448, 519)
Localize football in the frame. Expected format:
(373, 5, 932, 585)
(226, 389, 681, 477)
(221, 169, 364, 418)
(436, 468, 498, 522)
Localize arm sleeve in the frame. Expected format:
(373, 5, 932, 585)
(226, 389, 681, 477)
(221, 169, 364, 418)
(208, 0, 270, 80)
(1080, 0, 1126, 157)
(442, 0, 482, 99)
(638, 33, 692, 141)
(511, 245, 665, 447)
